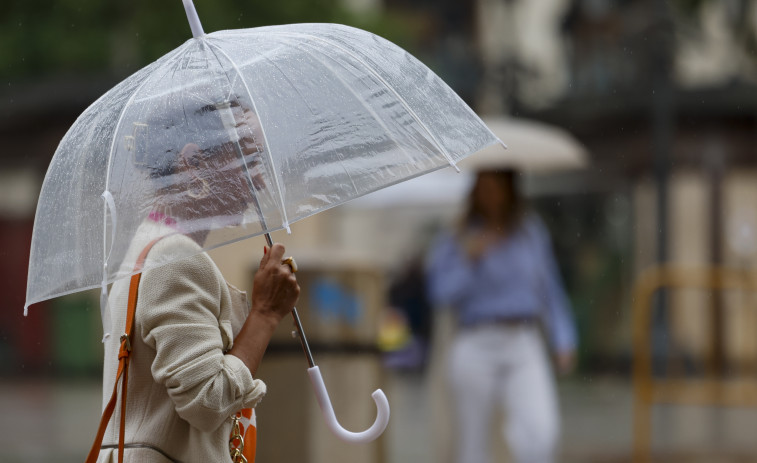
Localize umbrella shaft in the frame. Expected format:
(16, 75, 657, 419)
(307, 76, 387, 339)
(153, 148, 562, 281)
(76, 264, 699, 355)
(264, 232, 316, 368)
(291, 306, 315, 368)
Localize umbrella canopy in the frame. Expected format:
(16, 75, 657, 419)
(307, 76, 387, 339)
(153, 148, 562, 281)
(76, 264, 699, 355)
(24, 22, 500, 314)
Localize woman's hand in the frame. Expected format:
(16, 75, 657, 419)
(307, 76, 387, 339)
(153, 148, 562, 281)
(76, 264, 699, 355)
(229, 243, 300, 376)
(463, 230, 501, 261)
(250, 243, 300, 324)
(555, 350, 576, 376)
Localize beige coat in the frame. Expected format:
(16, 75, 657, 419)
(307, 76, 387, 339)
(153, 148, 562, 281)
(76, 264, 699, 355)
(98, 220, 266, 462)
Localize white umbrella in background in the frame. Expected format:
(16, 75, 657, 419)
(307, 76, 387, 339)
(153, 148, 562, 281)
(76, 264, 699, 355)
(459, 116, 588, 171)
(348, 116, 589, 209)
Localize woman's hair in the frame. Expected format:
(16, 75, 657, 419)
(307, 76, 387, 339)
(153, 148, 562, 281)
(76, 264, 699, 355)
(128, 101, 238, 181)
(461, 168, 526, 232)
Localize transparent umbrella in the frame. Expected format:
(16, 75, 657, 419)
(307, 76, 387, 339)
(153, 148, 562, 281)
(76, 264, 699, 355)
(24, 0, 502, 443)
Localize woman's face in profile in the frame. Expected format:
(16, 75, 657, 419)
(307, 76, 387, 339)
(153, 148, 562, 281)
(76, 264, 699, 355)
(180, 104, 267, 224)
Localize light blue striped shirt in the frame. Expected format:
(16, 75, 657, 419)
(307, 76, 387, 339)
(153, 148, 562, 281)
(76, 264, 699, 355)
(426, 214, 577, 352)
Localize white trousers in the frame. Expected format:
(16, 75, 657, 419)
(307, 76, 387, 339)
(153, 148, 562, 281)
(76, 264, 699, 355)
(447, 324, 559, 463)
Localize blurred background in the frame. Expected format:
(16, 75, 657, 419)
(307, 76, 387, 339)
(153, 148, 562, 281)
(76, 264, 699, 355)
(3, 0, 757, 461)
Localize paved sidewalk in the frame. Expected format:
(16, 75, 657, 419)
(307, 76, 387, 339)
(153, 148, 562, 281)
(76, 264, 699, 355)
(2, 374, 757, 462)
(0, 380, 102, 463)
(385, 372, 757, 463)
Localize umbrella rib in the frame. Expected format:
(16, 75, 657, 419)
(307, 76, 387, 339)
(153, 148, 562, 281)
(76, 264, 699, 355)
(212, 31, 421, 176)
(101, 46, 192, 281)
(26, 47, 191, 315)
(248, 39, 363, 197)
(269, 30, 460, 172)
(114, 49, 199, 219)
(272, 35, 425, 188)
(204, 38, 291, 232)
(104, 45, 193, 194)
(103, 45, 193, 206)
(225, 72, 240, 102)
(255, 46, 359, 197)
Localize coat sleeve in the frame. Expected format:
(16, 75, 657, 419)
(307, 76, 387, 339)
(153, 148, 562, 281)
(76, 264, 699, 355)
(137, 237, 266, 433)
(527, 216, 577, 353)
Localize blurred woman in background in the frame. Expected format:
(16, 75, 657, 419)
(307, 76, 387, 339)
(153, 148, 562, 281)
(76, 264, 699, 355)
(426, 169, 577, 463)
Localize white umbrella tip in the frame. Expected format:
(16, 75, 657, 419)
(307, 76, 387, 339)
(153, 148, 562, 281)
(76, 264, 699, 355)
(182, 0, 206, 38)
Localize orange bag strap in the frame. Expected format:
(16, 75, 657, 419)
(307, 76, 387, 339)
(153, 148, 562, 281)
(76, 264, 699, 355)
(86, 237, 164, 463)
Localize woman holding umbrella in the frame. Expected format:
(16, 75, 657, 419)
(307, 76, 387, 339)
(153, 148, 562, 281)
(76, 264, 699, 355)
(90, 101, 300, 463)
(25, 6, 504, 458)
(426, 168, 577, 463)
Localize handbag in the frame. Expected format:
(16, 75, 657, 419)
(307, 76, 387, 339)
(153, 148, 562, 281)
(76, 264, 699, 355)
(84, 236, 256, 463)
(229, 408, 256, 463)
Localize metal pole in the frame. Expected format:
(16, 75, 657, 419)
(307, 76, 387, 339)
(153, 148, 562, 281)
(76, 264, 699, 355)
(216, 102, 316, 369)
(650, 0, 674, 375)
(262, 231, 316, 368)
(707, 145, 725, 376)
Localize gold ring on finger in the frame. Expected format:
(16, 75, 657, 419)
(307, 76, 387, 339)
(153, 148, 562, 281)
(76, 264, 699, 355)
(282, 256, 298, 273)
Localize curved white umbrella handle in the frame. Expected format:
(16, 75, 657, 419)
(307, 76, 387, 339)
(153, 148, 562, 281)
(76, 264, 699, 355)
(307, 366, 390, 443)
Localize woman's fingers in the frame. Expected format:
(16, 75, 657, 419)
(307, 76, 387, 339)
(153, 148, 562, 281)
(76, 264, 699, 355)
(265, 243, 286, 267)
(259, 243, 286, 268)
(254, 243, 300, 317)
(259, 246, 269, 268)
